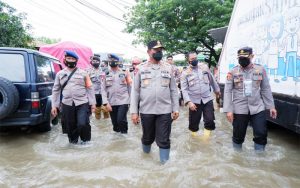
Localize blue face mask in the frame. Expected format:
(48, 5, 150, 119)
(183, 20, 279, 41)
(190, 60, 198, 67)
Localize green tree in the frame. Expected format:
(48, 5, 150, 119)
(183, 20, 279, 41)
(0, 1, 33, 48)
(35, 36, 61, 45)
(125, 0, 234, 66)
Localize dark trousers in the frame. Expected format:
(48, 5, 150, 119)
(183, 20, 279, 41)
(109, 104, 129, 133)
(140, 113, 172, 149)
(188, 100, 215, 132)
(232, 110, 267, 145)
(95, 94, 102, 107)
(62, 102, 91, 143)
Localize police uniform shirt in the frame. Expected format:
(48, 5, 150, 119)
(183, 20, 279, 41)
(87, 67, 105, 95)
(101, 69, 131, 106)
(52, 68, 96, 108)
(223, 64, 275, 115)
(130, 61, 179, 114)
(180, 63, 220, 105)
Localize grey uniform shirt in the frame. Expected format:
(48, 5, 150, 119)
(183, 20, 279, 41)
(223, 63, 275, 115)
(101, 68, 131, 106)
(180, 63, 220, 105)
(87, 67, 105, 95)
(52, 68, 96, 108)
(130, 61, 179, 114)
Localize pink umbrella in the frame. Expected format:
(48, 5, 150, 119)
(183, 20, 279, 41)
(39, 41, 93, 72)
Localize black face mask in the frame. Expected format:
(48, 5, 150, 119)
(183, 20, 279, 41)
(92, 63, 100, 68)
(109, 61, 118, 67)
(238, 57, 251, 67)
(190, 60, 198, 67)
(65, 60, 77, 68)
(153, 51, 163, 61)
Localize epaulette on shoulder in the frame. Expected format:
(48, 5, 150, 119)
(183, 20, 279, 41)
(185, 67, 192, 75)
(253, 63, 264, 71)
(163, 62, 171, 67)
(198, 63, 209, 71)
(232, 65, 239, 69)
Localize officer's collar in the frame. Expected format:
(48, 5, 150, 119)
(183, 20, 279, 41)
(239, 63, 253, 71)
(148, 60, 162, 69)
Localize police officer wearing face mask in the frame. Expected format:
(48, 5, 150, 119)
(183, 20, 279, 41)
(101, 54, 132, 134)
(86, 54, 107, 120)
(51, 51, 96, 144)
(223, 47, 277, 151)
(180, 52, 220, 139)
(130, 40, 179, 164)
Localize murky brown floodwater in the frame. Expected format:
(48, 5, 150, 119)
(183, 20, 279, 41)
(0, 106, 299, 188)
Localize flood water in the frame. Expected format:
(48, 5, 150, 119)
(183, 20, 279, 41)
(0, 107, 299, 187)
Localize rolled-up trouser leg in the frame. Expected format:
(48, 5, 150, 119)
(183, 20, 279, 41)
(250, 111, 267, 146)
(95, 107, 101, 119)
(76, 103, 91, 142)
(155, 113, 172, 149)
(232, 114, 250, 145)
(101, 105, 110, 119)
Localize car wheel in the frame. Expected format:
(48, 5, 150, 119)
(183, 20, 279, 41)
(0, 77, 19, 119)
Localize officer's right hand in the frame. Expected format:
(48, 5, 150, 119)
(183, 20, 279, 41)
(188, 102, 197, 111)
(131, 113, 140, 125)
(106, 103, 112, 112)
(226, 112, 234, 123)
(51, 107, 58, 117)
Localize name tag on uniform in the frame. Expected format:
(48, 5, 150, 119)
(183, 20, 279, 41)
(161, 73, 171, 78)
(119, 73, 125, 78)
(252, 73, 263, 80)
(243, 79, 252, 97)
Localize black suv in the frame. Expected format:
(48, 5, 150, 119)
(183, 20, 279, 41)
(0, 47, 62, 132)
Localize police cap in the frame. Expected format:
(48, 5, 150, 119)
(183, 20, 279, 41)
(237, 47, 253, 57)
(64, 50, 79, 59)
(108, 53, 120, 61)
(147, 40, 165, 50)
(91, 54, 101, 61)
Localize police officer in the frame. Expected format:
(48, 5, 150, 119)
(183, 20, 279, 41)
(223, 47, 277, 151)
(130, 40, 179, 164)
(51, 51, 96, 144)
(130, 56, 142, 79)
(166, 55, 180, 83)
(181, 52, 220, 138)
(101, 54, 132, 134)
(167, 55, 183, 106)
(87, 54, 106, 119)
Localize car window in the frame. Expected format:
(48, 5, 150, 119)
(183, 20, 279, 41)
(35, 55, 55, 83)
(0, 53, 26, 82)
(49, 59, 61, 77)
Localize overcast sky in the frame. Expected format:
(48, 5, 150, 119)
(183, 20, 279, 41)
(2, 0, 148, 59)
